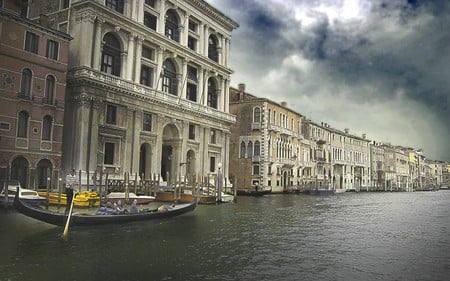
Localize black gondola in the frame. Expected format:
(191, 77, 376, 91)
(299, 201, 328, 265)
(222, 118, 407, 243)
(14, 191, 197, 227)
(236, 188, 271, 196)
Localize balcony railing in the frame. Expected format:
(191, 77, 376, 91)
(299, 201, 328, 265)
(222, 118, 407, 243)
(69, 67, 236, 124)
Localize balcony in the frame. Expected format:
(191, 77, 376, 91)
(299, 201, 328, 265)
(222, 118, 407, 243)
(251, 122, 261, 130)
(69, 67, 236, 124)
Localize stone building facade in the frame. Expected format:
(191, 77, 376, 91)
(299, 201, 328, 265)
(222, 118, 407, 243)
(229, 84, 305, 193)
(229, 85, 371, 193)
(28, 0, 238, 185)
(0, 0, 71, 188)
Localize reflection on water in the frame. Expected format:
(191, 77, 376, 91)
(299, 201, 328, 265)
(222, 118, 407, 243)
(1, 191, 449, 281)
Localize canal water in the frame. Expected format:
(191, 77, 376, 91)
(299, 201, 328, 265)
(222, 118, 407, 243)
(1, 191, 449, 281)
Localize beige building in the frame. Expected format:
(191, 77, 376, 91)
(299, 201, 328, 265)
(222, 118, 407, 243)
(0, 0, 71, 188)
(29, 0, 238, 185)
(229, 84, 305, 193)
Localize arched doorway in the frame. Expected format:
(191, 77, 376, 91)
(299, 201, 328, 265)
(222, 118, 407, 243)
(36, 159, 52, 189)
(139, 143, 152, 179)
(161, 124, 180, 183)
(11, 156, 29, 188)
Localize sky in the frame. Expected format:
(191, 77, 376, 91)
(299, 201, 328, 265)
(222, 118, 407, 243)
(208, 0, 450, 162)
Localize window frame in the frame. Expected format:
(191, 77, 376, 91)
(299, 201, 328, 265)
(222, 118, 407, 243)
(44, 75, 55, 105)
(24, 32, 39, 54)
(106, 104, 117, 125)
(42, 115, 53, 141)
(17, 111, 29, 138)
(46, 39, 59, 60)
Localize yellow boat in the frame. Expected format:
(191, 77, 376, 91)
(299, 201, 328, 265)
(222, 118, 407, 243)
(38, 191, 100, 208)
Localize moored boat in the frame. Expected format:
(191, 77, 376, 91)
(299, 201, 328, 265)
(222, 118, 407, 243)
(306, 188, 334, 195)
(14, 192, 198, 227)
(38, 191, 101, 208)
(1, 185, 46, 207)
(106, 192, 155, 205)
(236, 188, 271, 196)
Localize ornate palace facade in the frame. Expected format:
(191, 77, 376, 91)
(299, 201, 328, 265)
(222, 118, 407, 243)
(29, 0, 238, 185)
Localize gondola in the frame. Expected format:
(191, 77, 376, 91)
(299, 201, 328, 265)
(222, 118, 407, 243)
(14, 191, 197, 227)
(236, 188, 271, 196)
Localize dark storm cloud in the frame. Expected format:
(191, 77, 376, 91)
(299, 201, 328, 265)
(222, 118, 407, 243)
(209, 0, 450, 161)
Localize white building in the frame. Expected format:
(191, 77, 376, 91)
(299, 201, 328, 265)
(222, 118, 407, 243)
(29, 0, 238, 185)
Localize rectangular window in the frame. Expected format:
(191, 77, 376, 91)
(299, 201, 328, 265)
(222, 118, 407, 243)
(104, 142, 115, 165)
(188, 20, 198, 32)
(106, 0, 124, 13)
(188, 36, 197, 51)
(106, 104, 117, 125)
(189, 124, 195, 140)
(0, 122, 10, 131)
(101, 53, 114, 75)
(140, 65, 153, 87)
(46, 40, 59, 60)
(142, 46, 154, 60)
(143, 112, 152, 131)
(253, 164, 260, 175)
(144, 12, 157, 30)
(62, 0, 70, 9)
(25, 32, 39, 54)
(210, 157, 216, 173)
(187, 66, 197, 81)
(210, 129, 216, 144)
(186, 83, 197, 102)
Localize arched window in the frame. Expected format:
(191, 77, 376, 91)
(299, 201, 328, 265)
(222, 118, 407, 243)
(20, 68, 32, 98)
(240, 141, 246, 158)
(247, 141, 253, 158)
(101, 33, 121, 77)
(207, 78, 218, 109)
(162, 59, 178, 95)
(42, 115, 52, 141)
(208, 35, 219, 62)
(165, 9, 180, 42)
(253, 107, 261, 123)
(254, 141, 260, 156)
(44, 75, 55, 104)
(17, 111, 29, 138)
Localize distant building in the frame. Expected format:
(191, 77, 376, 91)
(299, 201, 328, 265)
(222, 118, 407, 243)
(229, 84, 305, 193)
(28, 0, 239, 186)
(0, 0, 71, 188)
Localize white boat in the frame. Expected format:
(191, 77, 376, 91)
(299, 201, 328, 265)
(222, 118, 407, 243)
(0, 180, 46, 207)
(218, 192, 234, 203)
(106, 192, 155, 205)
(333, 188, 347, 194)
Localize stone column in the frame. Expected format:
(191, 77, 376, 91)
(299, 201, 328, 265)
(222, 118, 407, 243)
(156, 48, 164, 92)
(182, 13, 190, 47)
(197, 66, 204, 104)
(127, 33, 136, 81)
(92, 16, 104, 70)
(134, 36, 143, 83)
(224, 77, 230, 113)
(198, 23, 204, 54)
(203, 25, 209, 57)
(180, 59, 188, 100)
(158, 0, 166, 34)
(77, 12, 96, 67)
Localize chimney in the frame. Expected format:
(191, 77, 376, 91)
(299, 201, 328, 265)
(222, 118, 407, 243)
(238, 83, 245, 93)
(281, 101, 287, 107)
(362, 133, 366, 139)
(39, 14, 50, 28)
(344, 128, 349, 134)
